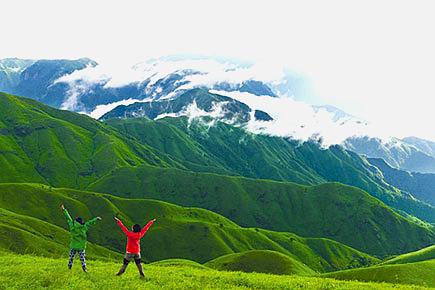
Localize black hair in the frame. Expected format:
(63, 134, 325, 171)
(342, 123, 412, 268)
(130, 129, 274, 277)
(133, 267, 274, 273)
(75, 217, 84, 225)
(132, 224, 141, 233)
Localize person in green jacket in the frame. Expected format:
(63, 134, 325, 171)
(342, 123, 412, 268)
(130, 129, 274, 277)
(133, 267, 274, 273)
(61, 204, 101, 272)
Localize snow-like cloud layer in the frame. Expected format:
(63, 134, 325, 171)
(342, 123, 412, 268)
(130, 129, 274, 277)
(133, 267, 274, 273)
(89, 98, 152, 119)
(52, 56, 408, 145)
(210, 90, 388, 146)
(54, 58, 288, 111)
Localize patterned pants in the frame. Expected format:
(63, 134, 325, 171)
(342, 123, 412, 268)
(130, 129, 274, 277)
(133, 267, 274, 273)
(68, 249, 87, 272)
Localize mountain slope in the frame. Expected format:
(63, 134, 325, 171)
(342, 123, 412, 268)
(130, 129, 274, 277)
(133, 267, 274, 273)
(344, 136, 435, 174)
(0, 183, 378, 272)
(0, 92, 178, 188)
(105, 116, 323, 184)
(100, 88, 256, 125)
(105, 116, 435, 223)
(403, 136, 435, 158)
(0, 58, 35, 92)
(368, 158, 435, 206)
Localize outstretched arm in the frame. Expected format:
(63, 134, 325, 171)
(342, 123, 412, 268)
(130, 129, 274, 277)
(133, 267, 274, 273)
(61, 204, 73, 229)
(115, 217, 131, 236)
(85, 216, 101, 229)
(140, 219, 156, 237)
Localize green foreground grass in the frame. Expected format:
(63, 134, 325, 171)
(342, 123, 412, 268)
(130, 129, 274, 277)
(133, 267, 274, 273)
(323, 259, 435, 288)
(0, 253, 429, 290)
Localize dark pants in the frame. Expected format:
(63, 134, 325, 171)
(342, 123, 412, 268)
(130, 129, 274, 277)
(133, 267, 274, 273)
(117, 253, 144, 277)
(68, 249, 87, 272)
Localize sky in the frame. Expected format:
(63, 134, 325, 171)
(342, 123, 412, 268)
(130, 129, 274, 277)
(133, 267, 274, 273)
(1, 0, 435, 140)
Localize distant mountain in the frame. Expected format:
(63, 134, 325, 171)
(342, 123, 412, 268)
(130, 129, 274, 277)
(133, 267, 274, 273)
(402, 136, 435, 158)
(0, 58, 35, 92)
(0, 57, 277, 114)
(343, 136, 435, 174)
(100, 88, 272, 124)
(368, 158, 435, 206)
(0, 58, 97, 109)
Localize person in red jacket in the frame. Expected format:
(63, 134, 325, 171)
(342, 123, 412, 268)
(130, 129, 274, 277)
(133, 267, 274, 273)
(114, 216, 156, 278)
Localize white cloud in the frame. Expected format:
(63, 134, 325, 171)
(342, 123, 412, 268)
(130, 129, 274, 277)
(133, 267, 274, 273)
(211, 90, 388, 146)
(89, 98, 152, 119)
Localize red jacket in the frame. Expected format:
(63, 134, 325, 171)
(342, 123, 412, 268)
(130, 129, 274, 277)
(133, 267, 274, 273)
(117, 219, 155, 254)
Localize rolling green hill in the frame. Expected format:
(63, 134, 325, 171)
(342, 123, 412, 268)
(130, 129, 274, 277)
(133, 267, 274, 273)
(0, 183, 380, 272)
(105, 117, 435, 223)
(382, 245, 435, 265)
(322, 245, 435, 287)
(88, 165, 435, 257)
(323, 259, 435, 287)
(0, 92, 179, 188)
(204, 250, 316, 276)
(0, 253, 422, 290)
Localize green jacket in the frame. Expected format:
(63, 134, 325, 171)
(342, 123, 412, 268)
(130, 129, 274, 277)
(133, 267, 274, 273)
(63, 208, 99, 250)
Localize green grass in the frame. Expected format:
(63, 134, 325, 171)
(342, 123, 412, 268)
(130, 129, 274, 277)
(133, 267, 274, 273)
(149, 259, 208, 269)
(0, 253, 427, 290)
(0, 183, 378, 273)
(382, 245, 435, 265)
(323, 259, 435, 288)
(88, 165, 435, 257)
(204, 250, 315, 276)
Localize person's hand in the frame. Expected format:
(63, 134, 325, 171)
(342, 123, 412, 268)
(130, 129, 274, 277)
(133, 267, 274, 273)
(96, 217, 102, 221)
(151, 219, 156, 222)
(114, 216, 120, 222)
(60, 204, 65, 210)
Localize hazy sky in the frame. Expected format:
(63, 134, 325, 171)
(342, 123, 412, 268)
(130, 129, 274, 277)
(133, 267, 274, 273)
(1, 0, 435, 139)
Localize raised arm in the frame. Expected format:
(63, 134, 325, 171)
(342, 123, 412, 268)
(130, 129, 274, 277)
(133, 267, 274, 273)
(140, 219, 156, 237)
(61, 204, 73, 229)
(115, 217, 131, 236)
(85, 216, 101, 230)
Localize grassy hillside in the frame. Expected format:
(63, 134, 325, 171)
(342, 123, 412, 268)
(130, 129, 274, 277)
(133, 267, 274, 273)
(88, 165, 435, 257)
(323, 259, 435, 288)
(0, 183, 379, 272)
(0, 92, 178, 188)
(205, 250, 315, 276)
(0, 253, 426, 290)
(105, 117, 435, 223)
(382, 245, 435, 265)
(105, 117, 323, 184)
